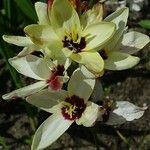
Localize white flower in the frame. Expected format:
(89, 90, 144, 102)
(98, 100, 148, 125)
(80, 6, 149, 70)
(100, 7, 150, 70)
(24, 0, 116, 76)
(26, 68, 101, 150)
(2, 2, 50, 57)
(81, 2, 104, 28)
(2, 55, 70, 100)
(113, 101, 148, 121)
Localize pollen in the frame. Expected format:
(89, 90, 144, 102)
(61, 95, 86, 120)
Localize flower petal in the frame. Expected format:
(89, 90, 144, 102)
(80, 65, 95, 79)
(106, 112, 126, 125)
(2, 35, 33, 46)
(24, 25, 62, 51)
(47, 103, 63, 114)
(2, 81, 47, 100)
(17, 45, 41, 57)
(31, 114, 73, 150)
(35, 2, 50, 25)
(76, 102, 100, 127)
(71, 51, 104, 76)
(104, 51, 140, 70)
(104, 7, 129, 51)
(120, 31, 150, 54)
(105, 8, 129, 26)
(26, 89, 67, 110)
(50, 0, 80, 38)
(9, 55, 51, 80)
(64, 58, 71, 71)
(91, 79, 103, 102)
(83, 22, 116, 51)
(113, 101, 147, 121)
(81, 3, 103, 28)
(68, 68, 95, 101)
(62, 48, 73, 58)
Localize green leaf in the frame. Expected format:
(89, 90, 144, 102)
(3, 0, 11, 20)
(0, 136, 8, 150)
(14, 0, 37, 22)
(0, 40, 23, 88)
(23, 135, 33, 145)
(138, 20, 150, 30)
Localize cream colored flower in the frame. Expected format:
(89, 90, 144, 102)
(26, 68, 101, 150)
(100, 7, 150, 70)
(2, 55, 70, 100)
(82, 6, 149, 70)
(106, 101, 148, 125)
(2, 2, 50, 57)
(24, 0, 116, 76)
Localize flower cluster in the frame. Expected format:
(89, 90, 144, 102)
(2, 0, 149, 150)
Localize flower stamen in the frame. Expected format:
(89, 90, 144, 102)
(62, 35, 86, 53)
(61, 95, 86, 120)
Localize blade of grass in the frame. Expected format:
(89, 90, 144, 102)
(0, 41, 37, 131)
(1, 0, 38, 134)
(14, 0, 37, 22)
(3, 0, 11, 19)
(3, 0, 12, 29)
(0, 41, 23, 88)
(138, 20, 150, 30)
(116, 130, 129, 145)
(0, 136, 8, 150)
(24, 102, 38, 132)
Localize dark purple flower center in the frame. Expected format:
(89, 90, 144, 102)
(53, 65, 65, 76)
(62, 36, 86, 53)
(61, 95, 86, 120)
(99, 49, 108, 60)
(46, 65, 65, 90)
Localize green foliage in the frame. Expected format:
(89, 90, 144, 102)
(89, 0, 100, 7)
(0, 0, 41, 88)
(0, 136, 8, 150)
(14, 0, 37, 22)
(0, 0, 39, 132)
(138, 20, 150, 30)
(23, 135, 34, 145)
(0, 41, 23, 88)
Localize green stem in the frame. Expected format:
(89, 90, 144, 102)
(29, 117, 36, 132)
(89, 0, 97, 7)
(0, 44, 22, 88)
(24, 103, 37, 132)
(116, 130, 129, 145)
